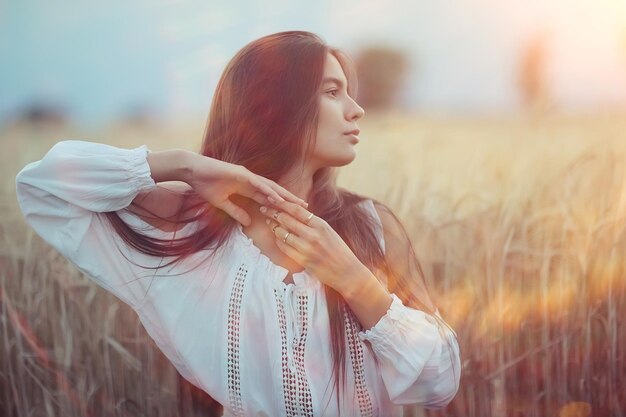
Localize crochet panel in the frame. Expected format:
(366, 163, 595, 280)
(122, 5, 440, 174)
(227, 264, 248, 416)
(273, 288, 314, 417)
(343, 304, 375, 417)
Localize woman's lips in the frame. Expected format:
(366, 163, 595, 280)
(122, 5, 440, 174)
(344, 133, 359, 143)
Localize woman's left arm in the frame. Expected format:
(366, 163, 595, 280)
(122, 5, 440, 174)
(346, 280, 461, 408)
(259, 198, 461, 407)
(341, 202, 461, 408)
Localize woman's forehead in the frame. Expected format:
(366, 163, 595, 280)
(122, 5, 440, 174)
(323, 54, 347, 86)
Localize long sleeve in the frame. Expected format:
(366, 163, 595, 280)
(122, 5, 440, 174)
(358, 293, 461, 408)
(15, 140, 159, 309)
(361, 199, 462, 408)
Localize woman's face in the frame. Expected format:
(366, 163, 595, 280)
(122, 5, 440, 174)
(310, 52, 365, 169)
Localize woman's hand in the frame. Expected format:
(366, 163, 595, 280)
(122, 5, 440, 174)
(186, 154, 308, 226)
(260, 198, 365, 294)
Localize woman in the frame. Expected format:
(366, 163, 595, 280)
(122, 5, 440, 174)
(15, 31, 460, 416)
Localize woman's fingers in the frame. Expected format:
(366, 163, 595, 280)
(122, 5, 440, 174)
(270, 183, 308, 208)
(247, 176, 285, 203)
(219, 198, 251, 226)
(247, 174, 308, 208)
(250, 191, 272, 206)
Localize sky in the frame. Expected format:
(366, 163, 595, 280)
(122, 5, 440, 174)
(2, 0, 626, 127)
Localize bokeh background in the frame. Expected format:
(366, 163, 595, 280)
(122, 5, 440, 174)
(2, 1, 626, 416)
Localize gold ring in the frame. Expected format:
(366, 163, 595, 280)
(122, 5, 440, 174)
(272, 224, 279, 234)
(283, 232, 291, 243)
(273, 210, 281, 221)
(305, 212, 314, 224)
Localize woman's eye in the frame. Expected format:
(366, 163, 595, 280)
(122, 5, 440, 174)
(327, 89, 338, 97)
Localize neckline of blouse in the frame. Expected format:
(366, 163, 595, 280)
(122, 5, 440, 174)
(232, 222, 319, 291)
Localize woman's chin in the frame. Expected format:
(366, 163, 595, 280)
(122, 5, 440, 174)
(333, 153, 357, 167)
(316, 149, 357, 168)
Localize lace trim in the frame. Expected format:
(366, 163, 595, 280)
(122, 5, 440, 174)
(343, 304, 374, 417)
(294, 293, 314, 416)
(226, 264, 247, 416)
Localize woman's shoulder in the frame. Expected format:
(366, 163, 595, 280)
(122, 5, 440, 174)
(352, 195, 395, 226)
(351, 195, 408, 251)
(349, 193, 389, 220)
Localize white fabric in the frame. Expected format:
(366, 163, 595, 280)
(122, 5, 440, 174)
(15, 140, 461, 417)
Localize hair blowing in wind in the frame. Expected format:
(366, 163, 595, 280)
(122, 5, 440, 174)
(102, 30, 459, 414)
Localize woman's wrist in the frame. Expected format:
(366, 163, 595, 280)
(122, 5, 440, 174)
(146, 148, 196, 184)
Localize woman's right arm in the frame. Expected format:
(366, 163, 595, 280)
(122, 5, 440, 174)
(15, 140, 307, 309)
(138, 147, 310, 228)
(128, 148, 198, 228)
(15, 140, 166, 309)
(145, 148, 194, 185)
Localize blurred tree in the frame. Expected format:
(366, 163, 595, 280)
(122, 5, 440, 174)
(6, 102, 69, 128)
(517, 32, 552, 113)
(622, 27, 626, 69)
(116, 103, 161, 128)
(354, 45, 409, 111)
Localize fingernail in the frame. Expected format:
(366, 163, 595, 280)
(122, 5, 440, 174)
(267, 196, 277, 203)
(265, 218, 270, 224)
(259, 206, 267, 213)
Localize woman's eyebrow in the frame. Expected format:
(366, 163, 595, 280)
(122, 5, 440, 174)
(323, 77, 344, 87)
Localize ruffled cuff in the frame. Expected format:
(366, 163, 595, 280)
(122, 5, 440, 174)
(356, 293, 461, 407)
(358, 293, 446, 355)
(127, 144, 157, 192)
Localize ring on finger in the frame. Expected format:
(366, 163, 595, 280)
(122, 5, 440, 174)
(272, 224, 280, 234)
(304, 212, 314, 225)
(283, 232, 291, 243)
(273, 210, 281, 221)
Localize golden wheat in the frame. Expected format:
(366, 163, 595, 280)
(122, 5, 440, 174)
(2, 111, 625, 416)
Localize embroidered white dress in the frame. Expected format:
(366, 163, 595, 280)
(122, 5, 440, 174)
(15, 140, 461, 417)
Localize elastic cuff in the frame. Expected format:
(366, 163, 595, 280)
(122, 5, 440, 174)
(127, 144, 157, 192)
(358, 293, 416, 352)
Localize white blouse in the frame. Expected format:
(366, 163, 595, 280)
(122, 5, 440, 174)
(15, 140, 461, 417)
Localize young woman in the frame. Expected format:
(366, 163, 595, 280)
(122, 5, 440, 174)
(15, 31, 461, 417)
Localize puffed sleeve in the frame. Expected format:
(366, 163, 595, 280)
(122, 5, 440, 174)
(362, 199, 461, 407)
(358, 294, 461, 407)
(15, 140, 159, 309)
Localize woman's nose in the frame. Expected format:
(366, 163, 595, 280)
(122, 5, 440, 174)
(348, 100, 365, 121)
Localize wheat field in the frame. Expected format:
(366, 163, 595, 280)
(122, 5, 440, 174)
(2, 111, 625, 416)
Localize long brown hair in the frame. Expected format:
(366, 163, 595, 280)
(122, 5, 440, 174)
(104, 30, 458, 414)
